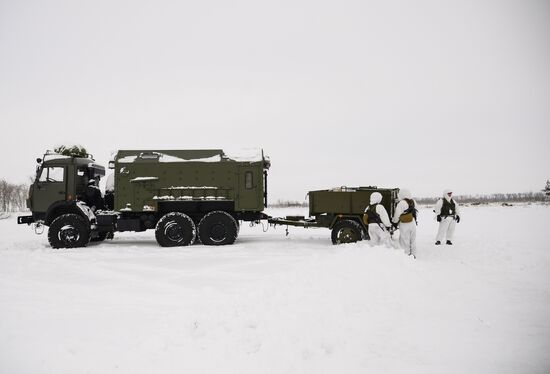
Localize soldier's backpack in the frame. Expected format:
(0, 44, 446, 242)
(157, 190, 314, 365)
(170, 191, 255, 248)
(363, 204, 382, 225)
(399, 198, 417, 223)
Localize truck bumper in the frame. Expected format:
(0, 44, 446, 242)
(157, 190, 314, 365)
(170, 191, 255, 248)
(17, 215, 35, 224)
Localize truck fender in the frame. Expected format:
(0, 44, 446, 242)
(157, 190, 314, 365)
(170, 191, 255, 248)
(44, 200, 94, 226)
(76, 201, 96, 225)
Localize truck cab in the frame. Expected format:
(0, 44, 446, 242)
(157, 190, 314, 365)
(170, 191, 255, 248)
(20, 151, 105, 225)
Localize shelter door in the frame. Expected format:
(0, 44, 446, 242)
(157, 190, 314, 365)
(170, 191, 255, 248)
(238, 166, 260, 211)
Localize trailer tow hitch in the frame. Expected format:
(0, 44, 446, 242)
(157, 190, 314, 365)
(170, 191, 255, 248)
(249, 220, 270, 233)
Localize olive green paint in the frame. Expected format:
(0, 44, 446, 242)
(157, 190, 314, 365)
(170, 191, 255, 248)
(309, 187, 399, 219)
(112, 150, 269, 212)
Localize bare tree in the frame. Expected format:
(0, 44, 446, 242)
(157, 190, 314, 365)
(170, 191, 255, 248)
(0, 179, 29, 212)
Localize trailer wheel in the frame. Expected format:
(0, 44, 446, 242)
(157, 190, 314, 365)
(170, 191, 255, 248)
(48, 213, 90, 249)
(198, 211, 238, 245)
(331, 219, 364, 245)
(155, 212, 196, 247)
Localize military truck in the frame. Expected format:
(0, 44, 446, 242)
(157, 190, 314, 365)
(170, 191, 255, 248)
(18, 149, 270, 248)
(268, 186, 399, 244)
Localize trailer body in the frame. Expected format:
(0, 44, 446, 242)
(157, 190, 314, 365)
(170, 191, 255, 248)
(269, 186, 399, 244)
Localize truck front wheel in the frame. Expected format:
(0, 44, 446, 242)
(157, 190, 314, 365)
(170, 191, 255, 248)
(155, 212, 196, 247)
(48, 213, 90, 249)
(331, 219, 364, 245)
(198, 211, 238, 245)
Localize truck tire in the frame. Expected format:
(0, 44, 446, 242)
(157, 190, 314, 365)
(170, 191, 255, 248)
(198, 211, 238, 245)
(331, 219, 364, 245)
(48, 213, 90, 249)
(155, 212, 196, 247)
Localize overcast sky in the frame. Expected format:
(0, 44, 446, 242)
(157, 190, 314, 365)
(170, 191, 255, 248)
(1, 0, 549, 201)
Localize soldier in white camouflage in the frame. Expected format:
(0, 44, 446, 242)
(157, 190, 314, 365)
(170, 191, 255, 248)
(364, 192, 392, 247)
(392, 189, 417, 258)
(434, 189, 460, 245)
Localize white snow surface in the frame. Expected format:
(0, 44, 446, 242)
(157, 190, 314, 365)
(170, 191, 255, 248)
(42, 154, 71, 161)
(1, 205, 549, 374)
(118, 153, 219, 164)
(168, 186, 219, 189)
(222, 148, 264, 162)
(130, 177, 160, 182)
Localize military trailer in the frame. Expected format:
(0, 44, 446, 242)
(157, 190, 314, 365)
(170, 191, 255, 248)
(268, 187, 399, 244)
(18, 149, 271, 248)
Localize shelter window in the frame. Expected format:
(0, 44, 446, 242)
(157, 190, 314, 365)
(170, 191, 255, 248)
(245, 171, 253, 189)
(38, 167, 65, 183)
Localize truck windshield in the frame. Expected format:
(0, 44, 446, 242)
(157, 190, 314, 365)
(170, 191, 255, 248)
(38, 167, 65, 183)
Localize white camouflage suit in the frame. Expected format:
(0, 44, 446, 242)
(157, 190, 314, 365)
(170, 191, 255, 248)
(365, 192, 391, 246)
(392, 189, 417, 257)
(434, 189, 461, 243)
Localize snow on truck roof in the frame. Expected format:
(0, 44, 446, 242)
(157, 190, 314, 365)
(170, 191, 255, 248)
(114, 149, 267, 164)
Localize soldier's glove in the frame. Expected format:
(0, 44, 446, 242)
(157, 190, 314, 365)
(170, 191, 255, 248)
(455, 215, 460, 223)
(436, 215, 442, 222)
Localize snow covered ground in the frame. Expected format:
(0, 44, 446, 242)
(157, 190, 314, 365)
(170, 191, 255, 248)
(1, 205, 549, 374)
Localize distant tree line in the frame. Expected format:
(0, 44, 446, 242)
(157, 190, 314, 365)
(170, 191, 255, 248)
(0, 179, 28, 213)
(415, 192, 548, 205)
(271, 192, 548, 208)
(270, 199, 309, 208)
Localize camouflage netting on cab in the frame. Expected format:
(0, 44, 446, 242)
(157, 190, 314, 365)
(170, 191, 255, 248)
(54, 145, 88, 158)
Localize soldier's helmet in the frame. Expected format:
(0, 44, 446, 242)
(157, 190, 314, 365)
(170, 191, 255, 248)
(370, 192, 382, 204)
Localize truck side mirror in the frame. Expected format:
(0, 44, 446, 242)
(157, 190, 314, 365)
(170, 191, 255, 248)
(36, 158, 42, 163)
(108, 161, 115, 169)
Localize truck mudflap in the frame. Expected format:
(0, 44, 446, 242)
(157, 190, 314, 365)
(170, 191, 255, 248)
(17, 215, 34, 225)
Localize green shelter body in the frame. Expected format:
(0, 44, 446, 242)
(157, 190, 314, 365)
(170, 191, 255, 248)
(111, 149, 270, 213)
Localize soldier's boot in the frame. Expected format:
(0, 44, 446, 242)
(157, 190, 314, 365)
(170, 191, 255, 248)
(446, 240, 452, 245)
(435, 241, 441, 245)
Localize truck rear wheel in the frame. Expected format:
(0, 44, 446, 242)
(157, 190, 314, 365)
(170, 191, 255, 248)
(198, 211, 238, 245)
(331, 219, 364, 245)
(48, 213, 90, 249)
(155, 212, 196, 247)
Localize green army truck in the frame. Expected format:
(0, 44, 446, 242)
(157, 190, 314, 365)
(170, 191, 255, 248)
(18, 149, 270, 248)
(268, 186, 399, 244)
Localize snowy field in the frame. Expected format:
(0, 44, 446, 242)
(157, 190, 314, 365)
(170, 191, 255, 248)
(1, 205, 549, 374)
